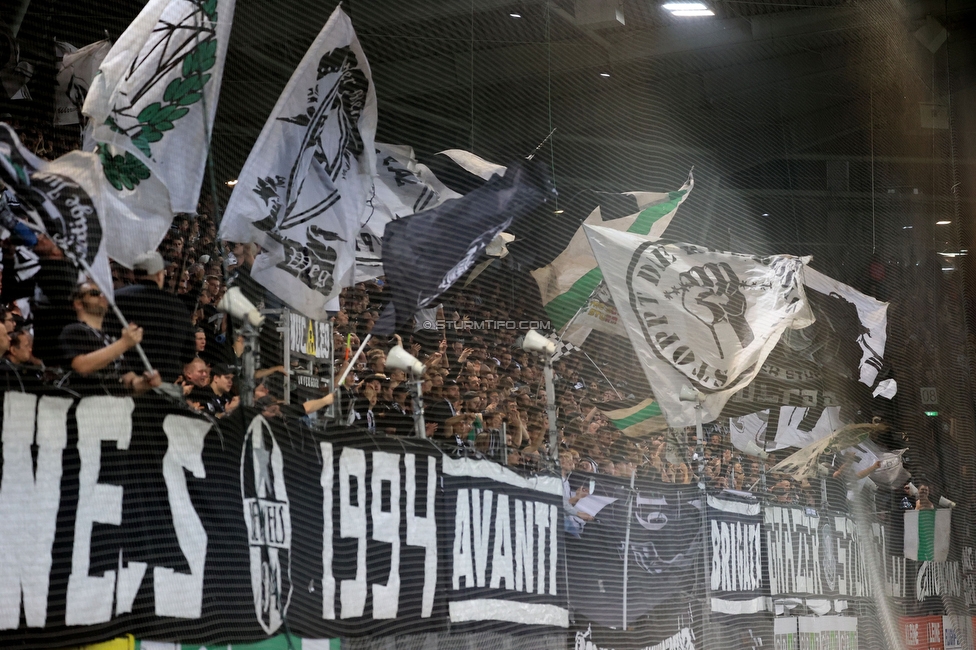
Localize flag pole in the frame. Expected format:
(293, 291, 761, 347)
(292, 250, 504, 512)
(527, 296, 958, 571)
(335, 334, 372, 388)
(581, 350, 622, 399)
(526, 128, 556, 161)
(18, 219, 158, 378)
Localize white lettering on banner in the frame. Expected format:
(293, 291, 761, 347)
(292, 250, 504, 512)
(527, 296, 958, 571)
(575, 624, 696, 650)
(472, 489, 493, 588)
(452, 492, 558, 597)
(405, 454, 437, 617)
(490, 495, 514, 590)
(916, 562, 962, 601)
(764, 506, 903, 599)
(514, 499, 534, 593)
(323, 449, 439, 620)
(370, 452, 400, 619)
(154, 415, 210, 618)
(710, 519, 762, 592)
(453, 489, 475, 589)
(963, 547, 976, 606)
(874, 522, 907, 598)
(339, 447, 367, 618)
(320, 443, 335, 620)
(289, 313, 332, 359)
(0, 393, 70, 629)
(65, 397, 136, 625)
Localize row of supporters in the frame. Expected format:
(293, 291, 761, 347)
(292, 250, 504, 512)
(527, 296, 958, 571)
(0, 389, 970, 649)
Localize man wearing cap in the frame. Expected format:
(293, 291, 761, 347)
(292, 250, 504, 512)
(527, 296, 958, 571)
(105, 251, 195, 383)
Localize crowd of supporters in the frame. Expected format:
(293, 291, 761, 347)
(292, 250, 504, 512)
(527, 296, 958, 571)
(0, 122, 941, 520)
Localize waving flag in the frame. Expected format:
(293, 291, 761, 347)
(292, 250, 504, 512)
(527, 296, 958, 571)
(355, 143, 461, 281)
(374, 160, 555, 335)
(597, 397, 668, 437)
(0, 124, 112, 296)
(904, 510, 951, 562)
(585, 224, 813, 427)
(80, 0, 234, 266)
(802, 266, 895, 397)
(55, 39, 111, 127)
(532, 172, 693, 331)
(219, 5, 376, 320)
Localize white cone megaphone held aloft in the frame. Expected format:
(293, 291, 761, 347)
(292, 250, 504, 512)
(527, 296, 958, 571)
(522, 329, 556, 355)
(217, 287, 265, 327)
(386, 345, 426, 376)
(679, 386, 705, 403)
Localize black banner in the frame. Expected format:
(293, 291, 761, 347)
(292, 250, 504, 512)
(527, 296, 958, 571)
(0, 390, 565, 647)
(566, 471, 704, 648)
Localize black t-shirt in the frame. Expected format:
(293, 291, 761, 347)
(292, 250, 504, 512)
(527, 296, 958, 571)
(59, 321, 125, 392)
(188, 386, 232, 416)
(108, 282, 195, 382)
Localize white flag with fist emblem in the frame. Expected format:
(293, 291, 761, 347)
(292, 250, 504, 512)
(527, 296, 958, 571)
(583, 225, 814, 427)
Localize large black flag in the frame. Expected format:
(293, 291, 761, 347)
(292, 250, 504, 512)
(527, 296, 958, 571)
(374, 159, 555, 335)
(566, 474, 703, 630)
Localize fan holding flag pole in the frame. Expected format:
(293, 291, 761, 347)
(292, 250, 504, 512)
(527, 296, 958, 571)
(0, 123, 157, 378)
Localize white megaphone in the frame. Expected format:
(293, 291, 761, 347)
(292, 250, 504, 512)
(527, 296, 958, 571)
(386, 345, 426, 376)
(679, 386, 705, 403)
(939, 496, 957, 509)
(522, 329, 556, 355)
(217, 287, 265, 327)
(738, 439, 769, 460)
(906, 481, 919, 497)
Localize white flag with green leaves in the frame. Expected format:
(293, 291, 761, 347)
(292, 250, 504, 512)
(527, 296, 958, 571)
(83, 0, 235, 266)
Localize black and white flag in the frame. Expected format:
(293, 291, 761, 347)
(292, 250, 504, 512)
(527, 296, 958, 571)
(584, 225, 814, 428)
(219, 6, 377, 320)
(546, 332, 580, 362)
(374, 159, 555, 335)
(802, 267, 895, 398)
(0, 124, 112, 295)
(355, 143, 461, 282)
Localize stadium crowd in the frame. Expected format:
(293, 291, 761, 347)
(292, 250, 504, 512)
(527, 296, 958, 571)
(0, 121, 935, 520)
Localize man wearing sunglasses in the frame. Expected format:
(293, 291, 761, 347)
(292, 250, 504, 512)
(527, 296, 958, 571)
(59, 281, 159, 394)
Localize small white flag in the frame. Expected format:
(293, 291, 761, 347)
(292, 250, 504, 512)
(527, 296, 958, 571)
(55, 39, 111, 127)
(802, 266, 895, 396)
(904, 509, 951, 562)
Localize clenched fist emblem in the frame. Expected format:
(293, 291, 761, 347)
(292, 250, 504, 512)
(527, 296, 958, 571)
(678, 262, 754, 360)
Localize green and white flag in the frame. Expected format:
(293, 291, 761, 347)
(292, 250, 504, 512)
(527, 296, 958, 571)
(82, 0, 235, 266)
(597, 397, 668, 437)
(532, 171, 693, 331)
(904, 509, 951, 562)
(584, 224, 814, 427)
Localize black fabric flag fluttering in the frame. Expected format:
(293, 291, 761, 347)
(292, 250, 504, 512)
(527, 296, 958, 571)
(0, 123, 103, 273)
(374, 159, 556, 335)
